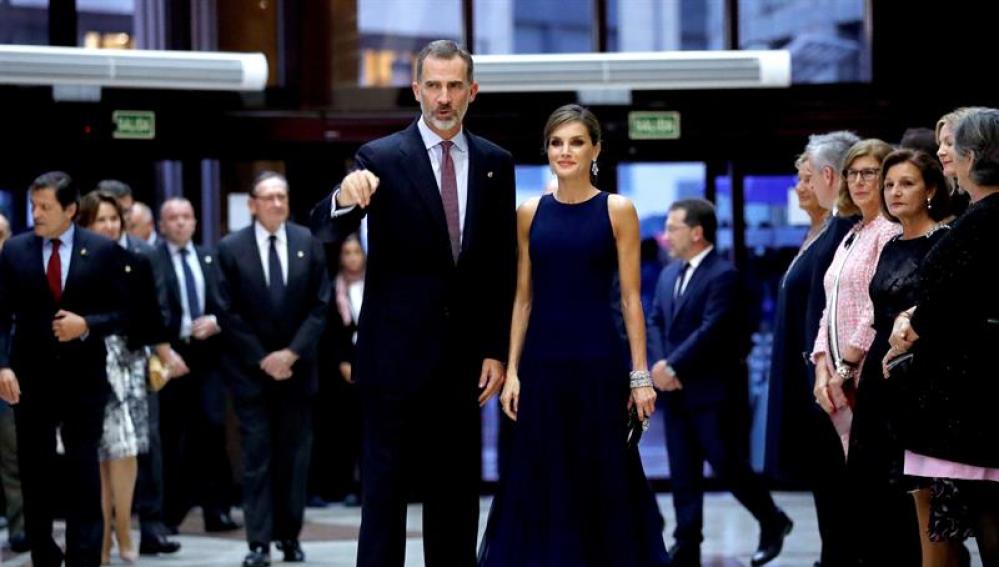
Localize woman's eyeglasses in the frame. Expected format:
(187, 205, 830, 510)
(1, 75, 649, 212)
(843, 167, 880, 183)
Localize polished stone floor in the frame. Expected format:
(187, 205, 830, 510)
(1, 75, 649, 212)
(1, 492, 984, 566)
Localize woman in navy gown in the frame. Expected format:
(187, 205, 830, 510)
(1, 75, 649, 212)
(764, 153, 830, 482)
(478, 104, 668, 567)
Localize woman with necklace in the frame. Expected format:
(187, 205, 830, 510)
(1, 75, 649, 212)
(764, 153, 830, 483)
(848, 150, 952, 566)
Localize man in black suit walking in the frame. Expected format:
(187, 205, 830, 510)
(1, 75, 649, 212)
(311, 39, 517, 567)
(217, 172, 329, 567)
(152, 198, 239, 534)
(647, 199, 791, 567)
(0, 172, 124, 567)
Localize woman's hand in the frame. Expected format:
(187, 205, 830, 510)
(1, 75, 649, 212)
(813, 356, 837, 415)
(339, 362, 353, 383)
(629, 386, 657, 421)
(500, 372, 521, 421)
(888, 312, 918, 353)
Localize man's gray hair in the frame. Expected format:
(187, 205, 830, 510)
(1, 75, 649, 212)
(805, 130, 861, 173)
(414, 39, 474, 84)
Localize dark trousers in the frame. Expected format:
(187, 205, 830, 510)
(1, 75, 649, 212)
(160, 341, 233, 527)
(807, 406, 855, 567)
(357, 374, 481, 567)
(663, 396, 779, 547)
(14, 387, 106, 567)
(133, 389, 166, 539)
(234, 385, 313, 546)
(0, 402, 24, 537)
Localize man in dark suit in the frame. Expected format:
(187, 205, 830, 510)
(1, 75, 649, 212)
(217, 172, 329, 567)
(0, 171, 124, 567)
(152, 197, 239, 534)
(96, 180, 185, 556)
(648, 199, 791, 567)
(310, 39, 516, 567)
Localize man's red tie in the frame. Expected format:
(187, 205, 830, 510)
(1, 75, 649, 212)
(439, 140, 461, 263)
(47, 238, 62, 302)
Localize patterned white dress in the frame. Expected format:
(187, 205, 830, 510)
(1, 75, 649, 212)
(99, 335, 149, 461)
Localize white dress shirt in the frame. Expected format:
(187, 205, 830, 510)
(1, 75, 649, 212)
(678, 245, 714, 296)
(167, 240, 206, 339)
(331, 116, 470, 241)
(254, 221, 288, 286)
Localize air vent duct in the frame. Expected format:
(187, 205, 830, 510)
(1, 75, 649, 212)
(0, 45, 268, 91)
(472, 50, 790, 92)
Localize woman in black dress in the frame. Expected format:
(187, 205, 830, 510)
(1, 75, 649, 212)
(847, 150, 952, 566)
(891, 108, 999, 566)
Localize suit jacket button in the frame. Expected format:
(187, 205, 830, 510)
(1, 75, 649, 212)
(443, 307, 450, 319)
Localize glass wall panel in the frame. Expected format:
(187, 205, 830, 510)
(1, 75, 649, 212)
(607, 0, 726, 52)
(617, 161, 706, 479)
(739, 0, 869, 83)
(1, 0, 48, 45)
(78, 0, 134, 48)
(76, 0, 135, 49)
(357, 0, 463, 86)
(717, 172, 801, 470)
(474, 0, 593, 54)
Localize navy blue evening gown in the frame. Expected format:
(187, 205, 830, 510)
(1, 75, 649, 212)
(478, 192, 669, 567)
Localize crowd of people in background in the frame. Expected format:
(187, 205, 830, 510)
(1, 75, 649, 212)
(0, 37, 998, 567)
(0, 170, 331, 567)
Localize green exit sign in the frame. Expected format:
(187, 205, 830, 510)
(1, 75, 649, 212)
(112, 110, 156, 140)
(628, 111, 680, 140)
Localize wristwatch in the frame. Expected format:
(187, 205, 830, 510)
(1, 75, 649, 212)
(835, 360, 858, 381)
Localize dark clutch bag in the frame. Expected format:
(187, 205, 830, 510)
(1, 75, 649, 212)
(626, 407, 649, 450)
(885, 352, 915, 379)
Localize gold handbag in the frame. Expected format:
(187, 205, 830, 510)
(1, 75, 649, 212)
(148, 354, 169, 392)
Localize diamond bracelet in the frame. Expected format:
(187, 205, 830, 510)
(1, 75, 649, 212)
(629, 369, 653, 389)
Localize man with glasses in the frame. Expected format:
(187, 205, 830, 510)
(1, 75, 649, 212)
(217, 172, 329, 567)
(648, 198, 791, 567)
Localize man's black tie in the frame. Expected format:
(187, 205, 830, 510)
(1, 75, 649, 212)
(268, 234, 286, 308)
(178, 248, 203, 320)
(673, 262, 690, 300)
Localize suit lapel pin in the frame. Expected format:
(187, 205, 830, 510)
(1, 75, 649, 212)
(124, 264, 132, 273)
(204, 255, 212, 264)
(487, 171, 494, 178)
(80, 248, 87, 256)
(297, 250, 305, 258)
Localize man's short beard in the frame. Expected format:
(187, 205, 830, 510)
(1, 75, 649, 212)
(421, 103, 465, 132)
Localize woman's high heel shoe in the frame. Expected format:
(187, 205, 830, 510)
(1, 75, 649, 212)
(120, 548, 139, 564)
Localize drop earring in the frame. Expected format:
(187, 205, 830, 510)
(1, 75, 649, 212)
(927, 197, 932, 210)
(591, 160, 599, 176)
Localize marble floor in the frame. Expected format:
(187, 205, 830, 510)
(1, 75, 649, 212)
(1, 492, 984, 566)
